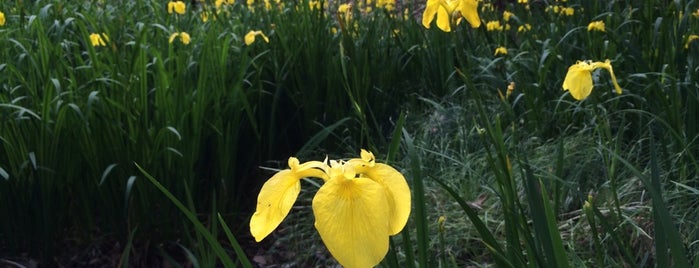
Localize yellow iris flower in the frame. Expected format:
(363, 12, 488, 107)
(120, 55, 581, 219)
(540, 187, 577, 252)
(422, 0, 481, 32)
(494, 46, 508, 56)
(486, 20, 503, 31)
(560, 7, 574, 16)
(89, 33, 108, 47)
(244, 30, 269, 45)
(250, 150, 411, 268)
(503, 10, 513, 22)
(587, 20, 605, 32)
(168, 32, 191, 45)
(168, 1, 186, 14)
(0, 11, 5, 26)
(562, 60, 622, 100)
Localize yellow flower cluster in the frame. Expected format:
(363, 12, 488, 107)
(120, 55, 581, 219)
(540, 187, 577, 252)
(250, 150, 411, 268)
(518, 23, 532, 33)
(376, 0, 396, 11)
(486, 20, 504, 31)
(547, 5, 574, 16)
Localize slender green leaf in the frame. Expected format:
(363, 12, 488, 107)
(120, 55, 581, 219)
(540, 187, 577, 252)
(135, 163, 236, 267)
(218, 213, 253, 268)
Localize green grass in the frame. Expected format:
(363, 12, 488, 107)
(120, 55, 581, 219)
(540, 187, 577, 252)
(1, 0, 698, 266)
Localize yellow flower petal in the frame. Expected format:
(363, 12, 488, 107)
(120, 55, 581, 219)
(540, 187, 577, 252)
(312, 174, 390, 268)
(421, 0, 440, 29)
(562, 61, 594, 100)
(249, 169, 301, 242)
(249, 157, 327, 241)
(593, 59, 622, 95)
(348, 150, 411, 235)
(363, 163, 411, 235)
(168, 33, 179, 44)
(460, 0, 481, 28)
(436, 6, 451, 32)
(0, 11, 5, 26)
(244, 31, 256, 45)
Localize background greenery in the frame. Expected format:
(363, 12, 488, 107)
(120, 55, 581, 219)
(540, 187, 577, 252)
(1, 0, 698, 267)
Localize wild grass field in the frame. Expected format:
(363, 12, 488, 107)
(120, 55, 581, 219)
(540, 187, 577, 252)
(1, 0, 698, 267)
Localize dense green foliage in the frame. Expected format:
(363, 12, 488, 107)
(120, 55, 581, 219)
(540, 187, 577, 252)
(1, 0, 698, 266)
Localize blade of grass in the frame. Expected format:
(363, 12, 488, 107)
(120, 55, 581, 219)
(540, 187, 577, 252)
(385, 111, 405, 163)
(135, 163, 235, 267)
(118, 227, 138, 268)
(297, 117, 351, 156)
(520, 158, 570, 268)
(217, 213, 253, 268)
(383, 112, 405, 268)
(403, 129, 428, 268)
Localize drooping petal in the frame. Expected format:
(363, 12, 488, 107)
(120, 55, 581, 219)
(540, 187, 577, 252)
(592, 60, 622, 95)
(361, 163, 411, 235)
(244, 31, 258, 45)
(562, 62, 594, 100)
(168, 33, 179, 44)
(348, 150, 411, 235)
(421, 0, 440, 29)
(250, 157, 331, 241)
(312, 176, 390, 268)
(249, 169, 301, 242)
(436, 6, 452, 32)
(459, 0, 481, 28)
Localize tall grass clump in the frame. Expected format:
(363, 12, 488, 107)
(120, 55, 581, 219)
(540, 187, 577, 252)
(0, 0, 267, 263)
